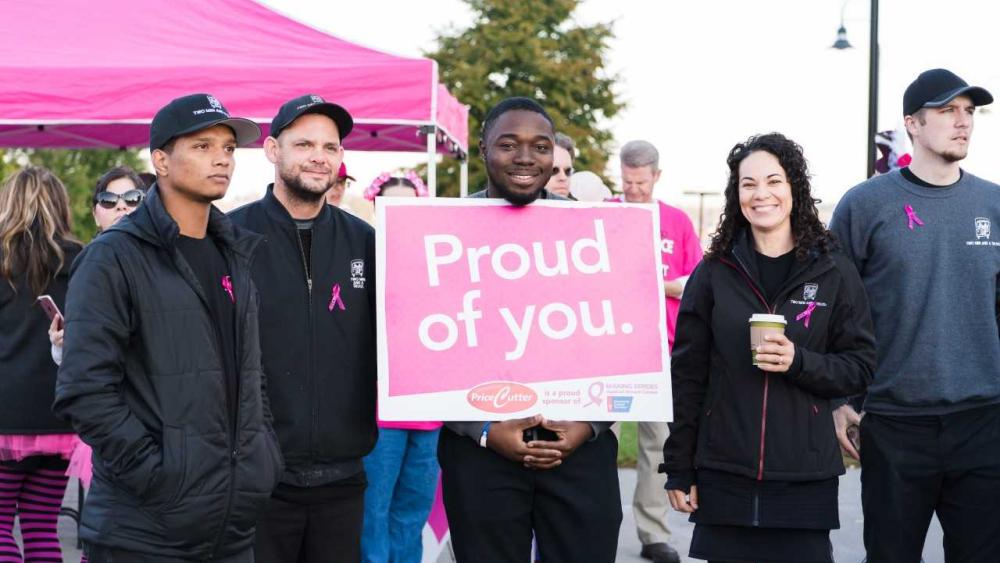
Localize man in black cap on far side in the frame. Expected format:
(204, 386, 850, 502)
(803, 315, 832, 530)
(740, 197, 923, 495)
(229, 95, 377, 563)
(831, 68, 1000, 561)
(55, 93, 283, 562)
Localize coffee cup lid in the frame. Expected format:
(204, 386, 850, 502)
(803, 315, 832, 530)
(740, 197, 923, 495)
(749, 314, 786, 324)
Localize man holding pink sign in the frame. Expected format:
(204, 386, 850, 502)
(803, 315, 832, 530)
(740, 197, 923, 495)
(376, 97, 669, 562)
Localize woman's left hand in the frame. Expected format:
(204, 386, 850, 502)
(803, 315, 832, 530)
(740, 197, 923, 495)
(755, 333, 795, 373)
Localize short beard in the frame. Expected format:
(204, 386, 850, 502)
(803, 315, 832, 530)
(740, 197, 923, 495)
(940, 147, 969, 163)
(485, 169, 541, 207)
(279, 169, 332, 205)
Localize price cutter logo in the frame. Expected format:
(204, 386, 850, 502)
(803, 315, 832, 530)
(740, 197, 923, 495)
(467, 382, 538, 413)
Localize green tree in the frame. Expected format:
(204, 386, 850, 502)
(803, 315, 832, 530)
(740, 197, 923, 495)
(0, 148, 145, 242)
(426, 0, 623, 196)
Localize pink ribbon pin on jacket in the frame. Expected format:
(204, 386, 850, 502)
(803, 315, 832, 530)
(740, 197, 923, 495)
(328, 283, 346, 312)
(795, 301, 817, 328)
(904, 204, 924, 231)
(221, 275, 235, 303)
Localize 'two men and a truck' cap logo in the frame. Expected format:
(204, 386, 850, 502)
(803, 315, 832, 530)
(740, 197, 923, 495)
(149, 93, 261, 151)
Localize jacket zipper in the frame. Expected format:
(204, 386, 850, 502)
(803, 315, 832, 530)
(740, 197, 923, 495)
(719, 255, 773, 482)
(209, 256, 252, 559)
(294, 230, 317, 458)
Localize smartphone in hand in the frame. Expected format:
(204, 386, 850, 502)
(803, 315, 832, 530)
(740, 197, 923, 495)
(846, 423, 861, 453)
(37, 295, 64, 330)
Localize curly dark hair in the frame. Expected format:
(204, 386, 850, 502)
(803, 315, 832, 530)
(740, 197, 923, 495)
(706, 133, 836, 260)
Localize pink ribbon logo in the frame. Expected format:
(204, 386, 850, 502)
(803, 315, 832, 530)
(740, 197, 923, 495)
(221, 275, 235, 303)
(795, 301, 817, 328)
(904, 204, 924, 231)
(328, 283, 346, 312)
(586, 382, 604, 407)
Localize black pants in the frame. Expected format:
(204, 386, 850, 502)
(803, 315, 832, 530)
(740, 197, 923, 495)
(253, 472, 367, 563)
(860, 404, 1000, 562)
(85, 545, 253, 562)
(438, 427, 622, 563)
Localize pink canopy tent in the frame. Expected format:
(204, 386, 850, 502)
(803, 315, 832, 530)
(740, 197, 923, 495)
(0, 0, 469, 194)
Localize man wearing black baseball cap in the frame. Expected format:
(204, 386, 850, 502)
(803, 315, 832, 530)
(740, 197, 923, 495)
(229, 94, 377, 562)
(56, 93, 284, 562)
(831, 69, 1000, 561)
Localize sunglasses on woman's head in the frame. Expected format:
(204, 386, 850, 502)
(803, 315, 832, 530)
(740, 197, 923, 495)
(94, 189, 144, 209)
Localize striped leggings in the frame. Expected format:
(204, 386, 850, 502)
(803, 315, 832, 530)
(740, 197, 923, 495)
(0, 456, 69, 563)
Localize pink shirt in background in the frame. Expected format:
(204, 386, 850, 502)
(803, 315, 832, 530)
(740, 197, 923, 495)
(611, 198, 703, 351)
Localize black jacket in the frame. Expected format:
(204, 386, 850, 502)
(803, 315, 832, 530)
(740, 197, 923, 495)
(228, 186, 376, 487)
(53, 186, 283, 559)
(663, 230, 875, 488)
(0, 241, 80, 434)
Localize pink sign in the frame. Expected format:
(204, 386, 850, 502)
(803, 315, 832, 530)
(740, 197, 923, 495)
(376, 198, 671, 422)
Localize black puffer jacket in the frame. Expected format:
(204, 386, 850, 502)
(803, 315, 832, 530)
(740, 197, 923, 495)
(53, 186, 283, 559)
(0, 241, 80, 433)
(663, 230, 875, 487)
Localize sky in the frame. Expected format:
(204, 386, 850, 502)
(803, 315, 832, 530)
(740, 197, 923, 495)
(229, 0, 1000, 219)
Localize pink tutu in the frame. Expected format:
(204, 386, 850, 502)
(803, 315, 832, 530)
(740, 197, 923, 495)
(0, 433, 78, 462)
(66, 439, 93, 487)
(0, 434, 92, 487)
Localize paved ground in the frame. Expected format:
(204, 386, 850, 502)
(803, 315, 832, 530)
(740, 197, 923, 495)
(45, 467, 945, 562)
(615, 467, 945, 563)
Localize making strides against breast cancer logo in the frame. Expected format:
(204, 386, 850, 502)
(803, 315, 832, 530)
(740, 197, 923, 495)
(350, 259, 365, 288)
(467, 382, 538, 414)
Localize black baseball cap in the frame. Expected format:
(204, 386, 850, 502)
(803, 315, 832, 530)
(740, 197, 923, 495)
(270, 94, 353, 140)
(902, 69, 993, 116)
(150, 93, 260, 151)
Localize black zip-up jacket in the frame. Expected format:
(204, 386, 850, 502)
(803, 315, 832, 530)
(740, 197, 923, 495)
(228, 186, 377, 487)
(662, 230, 875, 488)
(0, 241, 80, 433)
(53, 186, 283, 559)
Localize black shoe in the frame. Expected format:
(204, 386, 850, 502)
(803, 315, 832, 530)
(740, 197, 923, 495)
(640, 542, 681, 563)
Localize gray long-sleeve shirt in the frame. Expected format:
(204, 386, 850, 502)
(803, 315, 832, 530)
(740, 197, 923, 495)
(830, 169, 1000, 415)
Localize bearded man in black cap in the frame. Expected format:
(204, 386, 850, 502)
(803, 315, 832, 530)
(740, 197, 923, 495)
(55, 94, 282, 562)
(831, 69, 1000, 561)
(228, 95, 376, 563)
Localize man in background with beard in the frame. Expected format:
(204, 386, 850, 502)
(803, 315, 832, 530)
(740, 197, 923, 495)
(229, 94, 377, 562)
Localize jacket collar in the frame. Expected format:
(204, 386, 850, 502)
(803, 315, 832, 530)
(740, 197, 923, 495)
(109, 183, 261, 259)
(728, 228, 827, 287)
(261, 184, 333, 228)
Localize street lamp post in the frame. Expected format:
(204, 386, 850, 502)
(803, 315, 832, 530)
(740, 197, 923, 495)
(832, 0, 880, 179)
(683, 188, 720, 242)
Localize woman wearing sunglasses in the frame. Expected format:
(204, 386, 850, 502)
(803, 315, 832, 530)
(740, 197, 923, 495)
(91, 166, 147, 231)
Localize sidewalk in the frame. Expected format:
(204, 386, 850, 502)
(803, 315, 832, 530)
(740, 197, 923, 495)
(51, 467, 944, 562)
(615, 467, 945, 563)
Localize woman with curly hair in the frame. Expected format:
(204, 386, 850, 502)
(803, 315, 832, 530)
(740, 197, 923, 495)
(661, 133, 876, 562)
(0, 166, 83, 562)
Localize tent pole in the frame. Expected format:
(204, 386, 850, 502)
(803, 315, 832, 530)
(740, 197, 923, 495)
(426, 125, 437, 197)
(459, 155, 469, 197)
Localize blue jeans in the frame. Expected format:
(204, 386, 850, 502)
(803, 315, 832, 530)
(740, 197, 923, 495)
(361, 428, 441, 563)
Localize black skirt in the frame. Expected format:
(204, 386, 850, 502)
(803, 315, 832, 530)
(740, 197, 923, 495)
(686, 469, 839, 562)
(689, 524, 833, 562)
